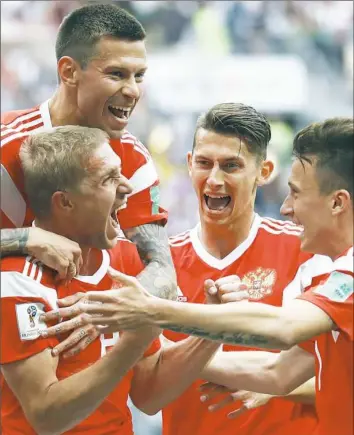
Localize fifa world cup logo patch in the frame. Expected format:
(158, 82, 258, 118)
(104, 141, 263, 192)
(242, 268, 277, 300)
(27, 305, 37, 328)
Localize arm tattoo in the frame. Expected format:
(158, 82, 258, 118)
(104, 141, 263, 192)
(163, 324, 278, 349)
(123, 223, 177, 301)
(0, 228, 29, 257)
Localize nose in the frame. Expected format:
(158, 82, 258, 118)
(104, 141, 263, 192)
(206, 165, 224, 188)
(122, 77, 140, 100)
(117, 175, 133, 196)
(280, 194, 293, 218)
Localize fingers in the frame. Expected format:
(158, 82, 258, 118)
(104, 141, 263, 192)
(52, 324, 100, 358)
(40, 313, 91, 337)
(208, 395, 234, 412)
(96, 325, 120, 334)
(228, 405, 249, 419)
(107, 267, 135, 286)
(200, 384, 230, 402)
(204, 279, 217, 296)
(57, 292, 86, 307)
(40, 303, 84, 323)
(214, 275, 241, 287)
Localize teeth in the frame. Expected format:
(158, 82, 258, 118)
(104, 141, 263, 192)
(205, 194, 229, 199)
(110, 105, 131, 114)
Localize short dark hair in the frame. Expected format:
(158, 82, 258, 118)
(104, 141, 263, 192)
(193, 103, 271, 161)
(55, 3, 146, 68)
(293, 118, 353, 198)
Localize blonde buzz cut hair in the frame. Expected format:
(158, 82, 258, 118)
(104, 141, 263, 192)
(20, 125, 109, 219)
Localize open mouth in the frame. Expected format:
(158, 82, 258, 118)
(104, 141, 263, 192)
(110, 210, 120, 229)
(108, 105, 131, 120)
(204, 194, 231, 211)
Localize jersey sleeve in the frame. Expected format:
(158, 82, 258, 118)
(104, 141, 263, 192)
(1, 132, 32, 229)
(143, 337, 161, 357)
(0, 271, 59, 364)
(298, 260, 353, 341)
(111, 134, 168, 229)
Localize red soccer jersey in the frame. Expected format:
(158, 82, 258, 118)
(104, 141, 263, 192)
(1, 101, 167, 230)
(0, 239, 161, 435)
(163, 214, 326, 435)
(298, 247, 353, 435)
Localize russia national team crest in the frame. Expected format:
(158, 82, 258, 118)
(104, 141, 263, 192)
(242, 268, 277, 300)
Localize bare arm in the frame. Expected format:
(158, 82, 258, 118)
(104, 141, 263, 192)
(129, 335, 220, 415)
(1, 333, 152, 435)
(283, 377, 316, 404)
(201, 345, 315, 396)
(150, 298, 333, 350)
(0, 227, 82, 280)
(0, 228, 30, 256)
(123, 223, 177, 300)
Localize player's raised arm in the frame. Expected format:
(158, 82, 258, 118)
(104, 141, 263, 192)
(0, 227, 83, 281)
(123, 223, 177, 301)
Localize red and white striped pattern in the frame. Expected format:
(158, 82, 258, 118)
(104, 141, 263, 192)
(260, 217, 303, 236)
(169, 230, 191, 247)
(121, 132, 151, 161)
(1, 109, 44, 147)
(22, 256, 44, 283)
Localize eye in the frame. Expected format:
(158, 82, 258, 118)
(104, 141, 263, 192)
(110, 71, 124, 79)
(195, 159, 211, 167)
(135, 72, 146, 82)
(222, 162, 240, 171)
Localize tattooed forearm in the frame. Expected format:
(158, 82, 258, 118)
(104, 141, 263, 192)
(123, 223, 177, 301)
(163, 324, 280, 349)
(0, 228, 29, 257)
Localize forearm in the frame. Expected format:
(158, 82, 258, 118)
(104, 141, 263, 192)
(282, 377, 316, 405)
(123, 223, 177, 300)
(33, 336, 149, 434)
(0, 228, 29, 257)
(150, 300, 292, 349)
(132, 337, 220, 414)
(202, 350, 281, 394)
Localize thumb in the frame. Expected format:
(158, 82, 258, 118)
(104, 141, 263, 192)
(204, 279, 217, 295)
(107, 267, 135, 286)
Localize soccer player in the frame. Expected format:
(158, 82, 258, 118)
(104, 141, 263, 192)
(43, 104, 329, 435)
(0, 3, 177, 308)
(73, 117, 352, 435)
(0, 126, 220, 435)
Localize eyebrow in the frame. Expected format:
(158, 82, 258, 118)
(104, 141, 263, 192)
(288, 181, 300, 191)
(194, 153, 244, 162)
(100, 167, 121, 179)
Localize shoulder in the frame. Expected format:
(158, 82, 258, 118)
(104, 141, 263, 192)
(169, 229, 193, 250)
(259, 216, 303, 239)
(169, 229, 195, 265)
(333, 246, 353, 275)
(1, 105, 44, 148)
(1, 255, 57, 294)
(120, 131, 151, 161)
(108, 240, 145, 276)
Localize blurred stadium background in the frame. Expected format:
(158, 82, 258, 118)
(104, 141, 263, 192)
(1, 1, 353, 434)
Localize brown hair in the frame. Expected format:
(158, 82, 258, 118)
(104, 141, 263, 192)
(293, 118, 353, 198)
(193, 102, 271, 161)
(20, 125, 108, 219)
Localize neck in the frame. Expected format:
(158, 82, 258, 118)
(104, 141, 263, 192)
(199, 211, 255, 259)
(49, 89, 81, 127)
(325, 222, 353, 261)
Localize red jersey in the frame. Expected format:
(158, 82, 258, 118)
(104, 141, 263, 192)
(298, 247, 353, 435)
(164, 214, 323, 435)
(0, 239, 161, 435)
(1, 101, 167, 230)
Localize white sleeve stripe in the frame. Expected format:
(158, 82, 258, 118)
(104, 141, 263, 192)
(1, 131, 28, 147)
(2, 110, 41, 129)
(1, 164, 26, 227)
(1, 272, 58, 309)
(1, 118, 43, 135)
(127, 159, 158, 196)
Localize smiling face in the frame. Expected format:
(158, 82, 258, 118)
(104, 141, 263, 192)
(64, 37, 147, 139)
(280, 158, 335, 254)
(65, 141, 133, 249)
(188, 128, 272, 227)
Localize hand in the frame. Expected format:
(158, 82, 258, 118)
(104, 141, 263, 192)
(41, 267, 157, 333)
(26, 227, 83, 281)
(40, 293, 99, 358)
(200, 383, 273, 419)
(205, 275, 249, 304)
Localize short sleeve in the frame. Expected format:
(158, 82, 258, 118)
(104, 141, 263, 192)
(0, 271, 59, 364)
(143, 337, 161, 358)
(298, 270, 353, 341)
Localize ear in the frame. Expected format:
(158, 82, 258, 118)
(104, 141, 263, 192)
(51, 191, 75, 214)
(331, 189, 351, 216)
(257, 159, 275, 186)
(57, 56, 80, 87)
(187, 151, 193, 177)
